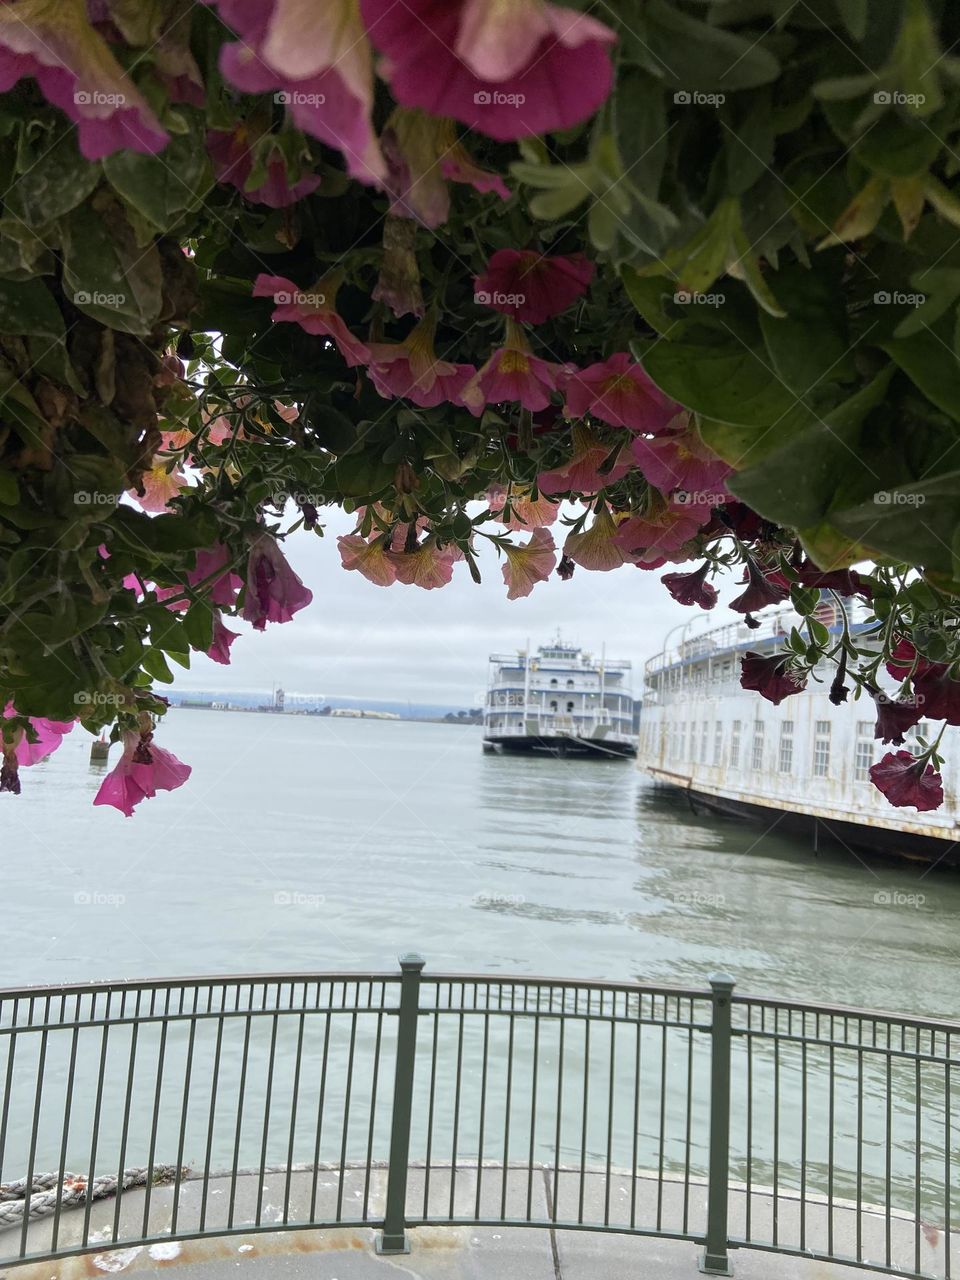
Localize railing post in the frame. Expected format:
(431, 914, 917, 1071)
(700, 972, 735, 1276)
(376, 953, 424, 1255)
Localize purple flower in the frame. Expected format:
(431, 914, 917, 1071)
(740, 652, 807, 705)
(661, 562, 718, 610)
(870, 751, 944, 812)
(0, 0, 167, 160)
(242, 534, 313, 630)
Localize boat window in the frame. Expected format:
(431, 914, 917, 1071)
(566, 701, 574, 712)
(778, 720, 794, 774)
(566, 679, 575, 689)
(855, 721, 873, 782)
(550, 700, 558, 712)
(713, 721, 722, 765)
(700, 722, 709, 763)
(730, 721, 741, 768)
(751, 721, 765, 770)
(813, 720, 831, 777)
(550, 678, 558, 687)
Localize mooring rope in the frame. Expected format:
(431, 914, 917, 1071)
(0, 1166, 182, 1230)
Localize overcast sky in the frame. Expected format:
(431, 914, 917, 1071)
(179, 505, 704, 705)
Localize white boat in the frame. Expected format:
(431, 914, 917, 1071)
(483, 638, 637, 759)
(638, 604, 960, 862)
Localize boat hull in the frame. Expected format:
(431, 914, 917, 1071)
(648, 776, 960, 865)
(484, 735, 636, 759)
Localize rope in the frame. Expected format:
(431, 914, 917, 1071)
(0, 1166, 182, 1231)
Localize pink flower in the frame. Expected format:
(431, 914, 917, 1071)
(253, 273, 370, 367)
(366, 314, 476, 409)
(870, 751, 944, 812)
(207, 125, 321, 208)
(0, 0, 168, 160)
(502, 528, 557, 599)
(537, 424, 632, 497)
(337, 534, 398, 587)
(464, 323, 564, 412)
(206, 0, 384, 184)
(93, 730, 192, 817)
(441, 139, 511, 201)
(131, 463, 187, 513)
(475, 250, 593, 324)
(207, 616, 240, 665)
(563, 353, 679, 432)
(3, 703, 74, 767)
(740, 652, 807, 705)
(361, 0, 616, 141)
(612, 501, 708, 562)
(188, 545, 243, 606)
(388, 542, 457, 590)
(563, 507, 628, 572)
(632, 427, 732, 497)
(661, 562, 718, 610)
(380, 110, 508, 229)
(242, 534, 313, 630)
(488, 487, 559, 531)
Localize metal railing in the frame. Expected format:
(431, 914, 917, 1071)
(0, 960, 956, 1276)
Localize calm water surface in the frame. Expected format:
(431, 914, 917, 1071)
(4, 709, 957, 1012)
(2, 712, 958, 1217)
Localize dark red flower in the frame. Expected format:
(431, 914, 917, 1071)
(715, 501, 768, 543)
(729, 559, 790, 614)
(913, 666, 960, 725)
(740, 652, 807, 705)
(794, 562, 867, 597)
(869, 751, 944, 811)
(886, 638, 940, 681)
(661, 562, 717, 610)
(557, 555, 575, 581)
(873, 692, 924, 745)
(475, 250, 594, 325)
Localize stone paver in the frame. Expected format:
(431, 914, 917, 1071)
(0, 1167, 952, 1280)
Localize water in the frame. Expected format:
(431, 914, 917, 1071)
(4, 710, 957, 1012)
(2, 712, 958, 1224)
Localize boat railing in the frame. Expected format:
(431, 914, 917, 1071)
(644, 600, 879, 686)
(0, 959, 956, 1277)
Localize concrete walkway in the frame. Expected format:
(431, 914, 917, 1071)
(1, 1166, 948, 1280)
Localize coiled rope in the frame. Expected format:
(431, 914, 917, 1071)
(0, 1166, 182, 1230)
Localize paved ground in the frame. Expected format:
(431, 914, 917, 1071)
(0, 1166, 950, 1279)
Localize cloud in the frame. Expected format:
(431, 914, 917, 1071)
(180, 507, 703, 703)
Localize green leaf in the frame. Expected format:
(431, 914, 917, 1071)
(183, 600, 215, 652)
(644, 0, 781, 90)
(835, 0, 868, 39)
(643, 336, 797, 427)
(716, 368, 896, 527)
(0, 465, 18, 505)
(621, 268, 681, 336)
(0, 276, 64, 339)
(103, 110, 214, 232)
(59, 198, 163, 336)
(5, 131, 100, 224)
(141, 647, 175, 684)
(881, 322, 960, 418)
(759, 261, 856, 394)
